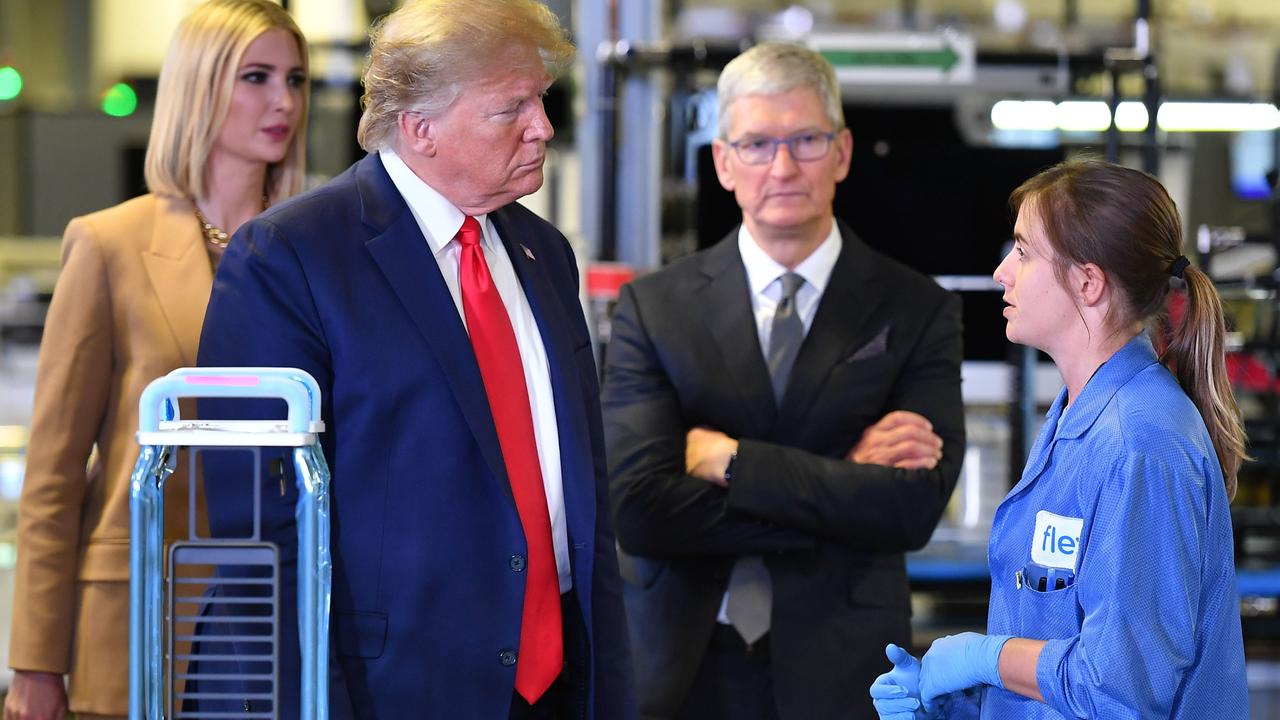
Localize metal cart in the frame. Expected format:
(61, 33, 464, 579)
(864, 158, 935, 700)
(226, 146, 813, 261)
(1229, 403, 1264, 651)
(129, 367, 331, 720)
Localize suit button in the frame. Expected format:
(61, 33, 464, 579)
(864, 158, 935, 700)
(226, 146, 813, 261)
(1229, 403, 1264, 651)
(509, 554, 526, 572)
(500, 649, 518, 666)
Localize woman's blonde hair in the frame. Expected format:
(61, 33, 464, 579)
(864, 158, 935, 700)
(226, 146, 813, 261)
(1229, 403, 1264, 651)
(144, 0, 308, 205)
(357, 0, 573, 152)
(1011, 158, 1247, 498)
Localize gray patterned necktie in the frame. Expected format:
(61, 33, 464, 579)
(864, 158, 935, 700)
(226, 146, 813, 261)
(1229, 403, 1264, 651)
(726, 273, 806, 644)
(725, 555, 771, 644)
(766, 272, 806, 404)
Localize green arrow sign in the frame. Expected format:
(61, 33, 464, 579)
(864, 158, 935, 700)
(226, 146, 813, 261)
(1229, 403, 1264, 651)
(820, 46, 960, 72)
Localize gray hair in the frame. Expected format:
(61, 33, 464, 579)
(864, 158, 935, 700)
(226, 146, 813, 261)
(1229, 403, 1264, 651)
(357, 0, 573, 152)
(716, 42, 845, 139)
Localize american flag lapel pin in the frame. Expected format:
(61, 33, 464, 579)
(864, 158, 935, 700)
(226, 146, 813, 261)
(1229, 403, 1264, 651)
(521, 244, 536, 261)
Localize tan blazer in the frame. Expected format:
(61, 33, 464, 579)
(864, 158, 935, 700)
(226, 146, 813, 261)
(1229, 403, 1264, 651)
(10, 194, 212, 716)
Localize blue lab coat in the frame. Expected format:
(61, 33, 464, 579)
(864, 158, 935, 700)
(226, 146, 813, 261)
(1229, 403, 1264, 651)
(961, 333, 1247, 719)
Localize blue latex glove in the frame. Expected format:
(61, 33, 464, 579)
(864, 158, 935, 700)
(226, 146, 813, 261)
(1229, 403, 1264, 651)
(869, 644, 930, 720)
(919, 632, 1012, 713)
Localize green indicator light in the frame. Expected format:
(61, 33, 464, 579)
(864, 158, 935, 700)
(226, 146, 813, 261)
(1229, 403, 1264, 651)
(0, 66, 22, 101)
(102, 82, 138, 117)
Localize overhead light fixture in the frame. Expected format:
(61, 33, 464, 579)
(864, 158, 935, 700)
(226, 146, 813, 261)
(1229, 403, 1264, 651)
(1157, 102, 1280, 132)
(1054, 100, 1112, 132)
(1113, 102, 1150, 132)
(991, 100, 1279, 133)
(991, 100, 1057, 131)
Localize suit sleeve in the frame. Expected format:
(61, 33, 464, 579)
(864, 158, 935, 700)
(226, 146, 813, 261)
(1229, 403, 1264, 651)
(553, 237, 638, 720)
(198, 219, 332, 545)
(197, 219, 354, 718)
(10, 218, 114, 673)
(604, 283, 814, 558)
(724, 291, 965, 552)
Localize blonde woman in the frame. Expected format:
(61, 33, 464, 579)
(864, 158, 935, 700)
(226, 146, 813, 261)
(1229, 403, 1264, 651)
(5, 2, 308, 718)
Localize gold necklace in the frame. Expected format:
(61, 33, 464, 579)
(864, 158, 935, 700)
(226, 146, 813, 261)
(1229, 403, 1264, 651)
(194, 195, 269, 249)
(194, 206, 230, 248)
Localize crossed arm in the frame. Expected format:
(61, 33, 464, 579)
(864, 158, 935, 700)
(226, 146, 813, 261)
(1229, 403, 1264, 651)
(685, 409, 945, 489)
(603, 283, 965, 558)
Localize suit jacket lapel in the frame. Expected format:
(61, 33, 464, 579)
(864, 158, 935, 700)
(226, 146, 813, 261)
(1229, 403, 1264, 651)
(490, 208, 595, 534)
(489, 208, 587, 433)
(694, 233, 776, 434)
(141, 195, 213, 365)
(356, 155, 510, 494)
(775, 223, 883, 434)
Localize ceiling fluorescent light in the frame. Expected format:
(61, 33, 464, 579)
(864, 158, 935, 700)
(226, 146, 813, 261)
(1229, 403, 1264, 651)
(1055, 101, 1112, 131)
(1156, 102, 1280, 132)
(1114, 102, 1150, 131)
(991, 100, 1057, 131)
(991, 100, 1278, 132)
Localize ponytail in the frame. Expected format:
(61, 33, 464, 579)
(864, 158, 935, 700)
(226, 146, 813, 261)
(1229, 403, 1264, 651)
(1011, 158, 1247, 498)
(1160, 264, 1247, 499)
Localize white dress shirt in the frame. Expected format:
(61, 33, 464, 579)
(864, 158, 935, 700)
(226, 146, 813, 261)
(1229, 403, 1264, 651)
(738, 222, 842, 342)
(381, 149, 571, 593)
(716, 220, 842, 624)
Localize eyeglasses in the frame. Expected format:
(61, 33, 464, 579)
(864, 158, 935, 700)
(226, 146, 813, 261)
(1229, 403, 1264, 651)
(727, 131, 836, 165)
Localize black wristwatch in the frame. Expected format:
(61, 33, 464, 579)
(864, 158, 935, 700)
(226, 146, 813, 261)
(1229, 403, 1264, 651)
(724, 450, 738, 485)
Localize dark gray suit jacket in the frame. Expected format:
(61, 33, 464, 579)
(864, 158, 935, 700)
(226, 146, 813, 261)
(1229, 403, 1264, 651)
(602, 223, 965, 720)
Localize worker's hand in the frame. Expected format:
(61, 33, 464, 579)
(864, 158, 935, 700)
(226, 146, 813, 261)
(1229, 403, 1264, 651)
(685, 427, 738, 487)
(848, 411, 942, 469)
(919, 632, 1012, 714)
(3, 670, 68, 720)
(870, 644, 932, 720)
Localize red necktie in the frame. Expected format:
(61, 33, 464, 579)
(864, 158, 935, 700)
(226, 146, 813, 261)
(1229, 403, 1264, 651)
(457, 216, 562, 702)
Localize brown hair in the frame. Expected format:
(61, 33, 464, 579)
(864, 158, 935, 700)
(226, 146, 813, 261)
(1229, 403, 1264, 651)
(1011, 158, 1245, 498)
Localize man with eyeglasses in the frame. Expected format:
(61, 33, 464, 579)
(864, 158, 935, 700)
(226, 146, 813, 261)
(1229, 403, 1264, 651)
(602, 43, 965, 720)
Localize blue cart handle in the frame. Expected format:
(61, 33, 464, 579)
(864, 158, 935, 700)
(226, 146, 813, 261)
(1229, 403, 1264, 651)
(138, 368, 322, 434)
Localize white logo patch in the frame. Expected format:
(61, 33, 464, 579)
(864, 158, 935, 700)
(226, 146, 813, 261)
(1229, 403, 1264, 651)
(1031, 510, 1083, 570)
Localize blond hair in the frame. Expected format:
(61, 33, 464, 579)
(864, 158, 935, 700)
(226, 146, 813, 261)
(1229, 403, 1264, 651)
(717, 42, 845, 139)
(144, 0, 309, 205)
(1011, 159, 1247, 498)
(357, 0, 573, 152)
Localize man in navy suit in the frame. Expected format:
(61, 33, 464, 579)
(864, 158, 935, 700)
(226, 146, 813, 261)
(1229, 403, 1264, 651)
(603, 43, 964, 720)
(196, 1, 635, 717)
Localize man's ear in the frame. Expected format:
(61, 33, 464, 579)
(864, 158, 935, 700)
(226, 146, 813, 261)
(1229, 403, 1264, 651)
(396, 112, 436, 157)
(1076, 262, 1108, 307)
(711, 139, 735, 192)
(833, 127, 853, 183)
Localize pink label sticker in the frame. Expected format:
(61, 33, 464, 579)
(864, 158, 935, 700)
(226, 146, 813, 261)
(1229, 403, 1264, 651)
(184, 375, 260, 386)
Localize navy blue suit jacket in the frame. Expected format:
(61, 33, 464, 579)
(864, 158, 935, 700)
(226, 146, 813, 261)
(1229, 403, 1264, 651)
(196, 153, 635, 719)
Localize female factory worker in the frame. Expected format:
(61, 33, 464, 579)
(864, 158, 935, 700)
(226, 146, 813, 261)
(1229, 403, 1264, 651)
(4, 2, 308, 718)
(871, 158, 1248, 719)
